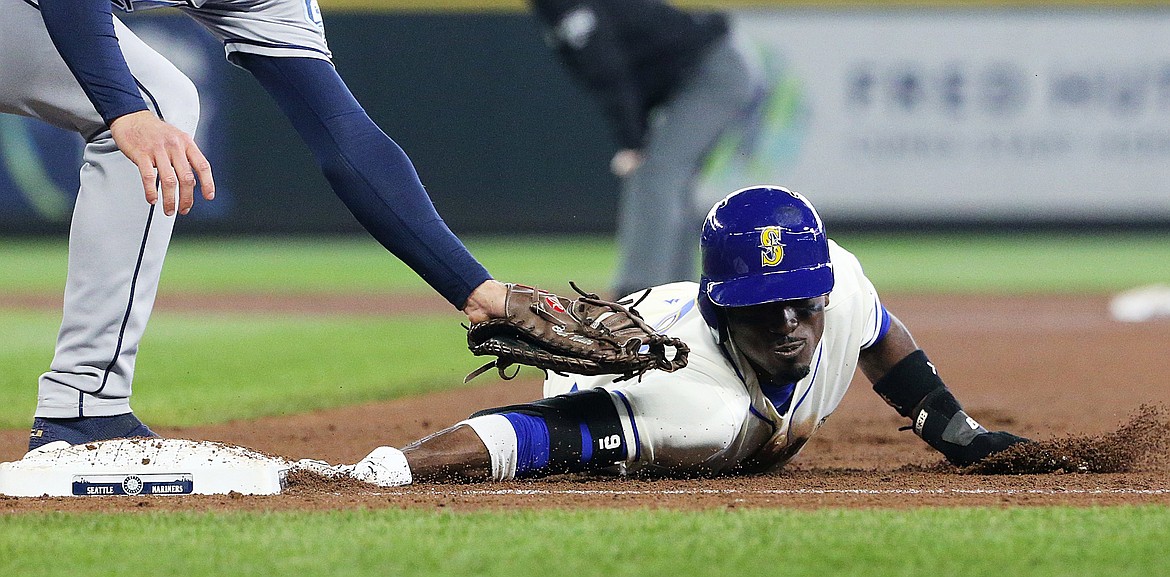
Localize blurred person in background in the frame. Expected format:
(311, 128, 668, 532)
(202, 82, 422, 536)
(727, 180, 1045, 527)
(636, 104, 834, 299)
(528, 0, 764, 298)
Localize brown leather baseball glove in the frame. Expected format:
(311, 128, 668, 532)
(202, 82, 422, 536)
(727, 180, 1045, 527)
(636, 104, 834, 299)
(465, 283, 690, 383)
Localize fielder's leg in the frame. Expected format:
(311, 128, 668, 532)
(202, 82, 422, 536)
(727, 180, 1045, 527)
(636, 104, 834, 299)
(1, 7, 199, 448)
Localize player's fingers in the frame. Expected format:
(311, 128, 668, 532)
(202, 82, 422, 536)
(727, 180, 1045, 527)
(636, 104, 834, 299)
(177, 169, 196, 216)
(187, 145, 215, 201)
(171, 156, 197, 216)
(155, 160, 180, 217)
(137, 162, 159, 207)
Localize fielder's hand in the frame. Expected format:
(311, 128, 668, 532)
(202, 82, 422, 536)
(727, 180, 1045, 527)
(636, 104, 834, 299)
(110, 110, 215, 216)
(465, 283, 689, 382)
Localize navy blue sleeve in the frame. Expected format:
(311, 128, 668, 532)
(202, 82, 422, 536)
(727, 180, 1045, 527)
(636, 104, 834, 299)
(38, 0, 149, 124)
(234, 54, 492, 309)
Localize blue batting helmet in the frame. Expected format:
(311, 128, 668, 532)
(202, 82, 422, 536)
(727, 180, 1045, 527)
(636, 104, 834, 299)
(698, 186, 834, 337)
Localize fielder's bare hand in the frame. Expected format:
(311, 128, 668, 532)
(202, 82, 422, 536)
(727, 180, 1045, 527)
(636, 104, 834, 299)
(462, 280, 509, 323)
(110, 110, 215, 216)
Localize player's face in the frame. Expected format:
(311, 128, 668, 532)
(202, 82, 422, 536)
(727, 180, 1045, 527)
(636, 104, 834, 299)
(724, 296, 827, 383)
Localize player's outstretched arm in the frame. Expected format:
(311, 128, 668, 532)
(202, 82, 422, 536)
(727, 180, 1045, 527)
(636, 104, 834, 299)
(110, 111, 215, 216)
(859, 313, 1028, 467)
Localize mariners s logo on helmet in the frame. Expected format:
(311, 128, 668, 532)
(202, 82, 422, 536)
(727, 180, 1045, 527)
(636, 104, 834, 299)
(760, 226, 785, 267)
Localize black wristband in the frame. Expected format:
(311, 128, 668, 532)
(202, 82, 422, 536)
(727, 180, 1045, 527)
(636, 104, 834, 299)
(871, 350, 945, 418)
(911, 387, 993, 464)
(872, 350, 1007, 466)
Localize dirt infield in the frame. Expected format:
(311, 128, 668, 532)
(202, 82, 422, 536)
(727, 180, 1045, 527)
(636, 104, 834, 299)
(2, 293, 1169, 512)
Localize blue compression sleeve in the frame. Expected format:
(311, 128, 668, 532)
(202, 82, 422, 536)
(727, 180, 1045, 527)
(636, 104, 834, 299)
(865, 304, 893, 349)
(502, 412, 551, 477)
(38, 0, 148, 124)
(235, 54, 491, 308)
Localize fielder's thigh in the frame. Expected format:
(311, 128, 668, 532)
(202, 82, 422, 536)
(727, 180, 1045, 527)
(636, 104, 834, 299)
(0, 2, 198, 136)
(0, 0, 95, 132)
(183, 0, 332, 62)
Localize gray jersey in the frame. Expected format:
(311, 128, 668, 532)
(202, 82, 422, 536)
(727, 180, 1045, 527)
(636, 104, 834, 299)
(117, 0, 330, 61)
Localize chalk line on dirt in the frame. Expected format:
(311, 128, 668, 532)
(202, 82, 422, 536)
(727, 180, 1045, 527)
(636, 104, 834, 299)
(364, 487, 1170, 497)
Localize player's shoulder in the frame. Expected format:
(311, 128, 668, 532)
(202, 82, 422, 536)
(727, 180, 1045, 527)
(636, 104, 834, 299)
(547, 281, 731, 391)
(646, 281, 699, 299)
(617, 279, 697, 311)
(619, 281, 697, 301)
(827, 238, 863, 271)
(618, 281, 699, 321)
(826, 238, 873, 307)
(621, 281, 724, 363)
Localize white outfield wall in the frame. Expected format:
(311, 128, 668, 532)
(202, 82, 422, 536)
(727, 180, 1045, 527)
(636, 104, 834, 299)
(697, 9, 1170, 223)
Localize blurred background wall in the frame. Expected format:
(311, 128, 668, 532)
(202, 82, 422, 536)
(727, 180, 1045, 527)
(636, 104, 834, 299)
(2, 0, 1169, 235)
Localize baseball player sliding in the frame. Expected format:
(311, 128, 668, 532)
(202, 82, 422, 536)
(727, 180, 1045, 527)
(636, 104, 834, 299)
(337, 187, 1029, 486)
(2, 0, 523, 451)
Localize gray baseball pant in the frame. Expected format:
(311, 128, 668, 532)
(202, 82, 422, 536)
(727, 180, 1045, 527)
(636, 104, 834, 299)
(0, 1, 196, 418)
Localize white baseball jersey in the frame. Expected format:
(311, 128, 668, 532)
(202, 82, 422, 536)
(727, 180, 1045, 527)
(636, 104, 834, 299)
(545, 239, 888, 474)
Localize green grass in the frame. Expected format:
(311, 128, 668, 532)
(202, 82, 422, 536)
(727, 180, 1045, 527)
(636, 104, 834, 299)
(0, 235, 619, 295)
(3, 232, 1168, 296)
(3, 232, 1170, 428)
(3, 234, 1168, 572)
(837, 232, 1170, 294)
(2, 507, 1168, 576)
(129, 313, 477, 426)
(0, 309, 551, 429)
